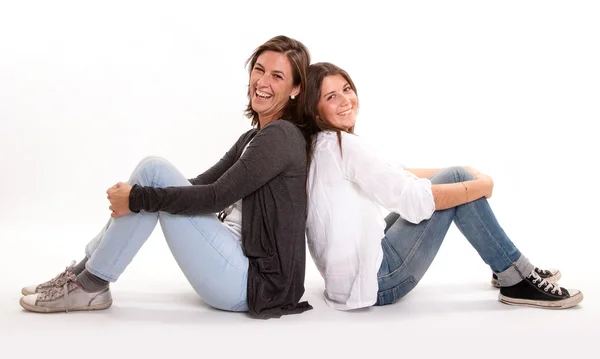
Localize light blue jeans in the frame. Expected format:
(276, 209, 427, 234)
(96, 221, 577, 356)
(376, 166, 534, 305)
(84, 156, 249, 312)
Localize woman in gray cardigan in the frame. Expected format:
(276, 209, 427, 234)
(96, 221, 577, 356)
(20, 35, 313, 319)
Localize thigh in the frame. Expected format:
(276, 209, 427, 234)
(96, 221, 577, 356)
(377, 204, 455, 305)
(159, 212, 249, 312)
(376, 166, 477, 305)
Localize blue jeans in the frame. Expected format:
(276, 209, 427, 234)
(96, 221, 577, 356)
(84, 157, 249, 312)
(376, 166, 533, 306)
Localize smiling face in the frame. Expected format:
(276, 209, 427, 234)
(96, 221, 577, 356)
(248, 50, 300, 126)
(316, 74, 358, 131)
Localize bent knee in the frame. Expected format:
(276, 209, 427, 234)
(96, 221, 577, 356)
(448, 166, 475, 182)
(137, 156, 171, 170)
(432, 166, 475, 184)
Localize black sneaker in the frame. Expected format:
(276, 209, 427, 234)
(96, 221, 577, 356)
(491, 267, 561, 288)
(498, 270, 582, 309)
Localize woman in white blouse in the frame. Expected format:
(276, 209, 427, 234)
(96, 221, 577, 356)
(303, 62, 583, 310)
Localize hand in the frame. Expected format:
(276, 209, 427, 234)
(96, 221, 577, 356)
(477, 174, 494, 198)
(107, 182, 133, 218)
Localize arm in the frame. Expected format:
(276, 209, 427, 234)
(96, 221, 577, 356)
(431, 174, 493, 210)
(339, 133, 435, 224)
(129, 121, 300, 215)
(187, 131, 255, 185)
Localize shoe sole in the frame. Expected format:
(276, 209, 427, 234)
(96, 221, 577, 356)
(491, 271, 562, 288)
(498, 290, 583, 309)
(19, 297, 113, 313)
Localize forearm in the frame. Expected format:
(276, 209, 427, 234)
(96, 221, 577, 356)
(431, 178, 488, 210)
(406, 168, 444, 178)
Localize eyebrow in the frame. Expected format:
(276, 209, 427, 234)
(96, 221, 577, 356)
(323, 82, 350, 98)
(255, 62, 286, 78)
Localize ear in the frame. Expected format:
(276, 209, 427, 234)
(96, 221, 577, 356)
(291, 85, 301, 98)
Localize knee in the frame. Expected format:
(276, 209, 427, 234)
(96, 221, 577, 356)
(131, 156, 173, 185)
(136, 156, 171, 172)
(447, 166, 476, 182)
(432, 166, 475, 185)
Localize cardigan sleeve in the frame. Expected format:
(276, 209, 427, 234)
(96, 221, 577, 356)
(187, 130, 255, 185)
(129, 121, 297, 215)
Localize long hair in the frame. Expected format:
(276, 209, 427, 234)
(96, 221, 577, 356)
(303, 62, 358, 168)
(244, 35, 311, 129)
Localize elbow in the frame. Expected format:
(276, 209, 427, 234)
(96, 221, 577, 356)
(397, 188, 436, 224)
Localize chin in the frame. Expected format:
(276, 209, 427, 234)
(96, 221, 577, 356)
(251, 102, 264, 114)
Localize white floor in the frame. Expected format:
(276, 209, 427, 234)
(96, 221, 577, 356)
(1, 222, 598, 359)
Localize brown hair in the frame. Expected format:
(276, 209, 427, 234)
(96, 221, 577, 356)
(244, 35, 311, 129)
(304, 62, 358, 165)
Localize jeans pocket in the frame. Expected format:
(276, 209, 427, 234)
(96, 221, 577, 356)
(379, 236, 404, 277)
(376, 276, 418, 306)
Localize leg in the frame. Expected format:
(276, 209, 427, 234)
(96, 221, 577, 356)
(85, 156, 248, 311)
(21, 157, 248, 312)
(83, 156, 162, 259)
(21, 157, 165, 296)
(376, 166, 531, 305)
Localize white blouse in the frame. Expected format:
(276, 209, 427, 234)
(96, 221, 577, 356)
(306, 131, 436, 310)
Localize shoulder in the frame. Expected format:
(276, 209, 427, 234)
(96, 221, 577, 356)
(261, 120, 305, 144)
(337, 132, 382, 164)
(339, 131, 361, 145)
(236, 128, 259, 146)
(338, 132, 367, 155)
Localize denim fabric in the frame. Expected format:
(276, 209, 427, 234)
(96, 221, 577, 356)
(85, 157, 248, 312)
(376, 166, 533, 306)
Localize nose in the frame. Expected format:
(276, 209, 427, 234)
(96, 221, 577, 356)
(256, 73, 269, 88)
(339, 94, 351, 107)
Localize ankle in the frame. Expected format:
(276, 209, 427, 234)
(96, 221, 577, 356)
(76, 270, 109, 292)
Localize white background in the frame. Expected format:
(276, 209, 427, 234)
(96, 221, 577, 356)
(1, 1, 598, 358)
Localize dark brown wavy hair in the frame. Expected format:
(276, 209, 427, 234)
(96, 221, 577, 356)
(244, 35, 311, 129)
(303, 62, 358, 166)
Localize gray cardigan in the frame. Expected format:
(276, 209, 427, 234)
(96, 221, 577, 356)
(129, 120, 312, 318)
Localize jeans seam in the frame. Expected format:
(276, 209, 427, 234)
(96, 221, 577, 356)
(179, 215, 244, 271)
(459, 198, 516, 271)
(86, 214, 146, 282)
(451, 167, 516, 273)
(150, 161, 245, 271)
(377, 216, 436, 279)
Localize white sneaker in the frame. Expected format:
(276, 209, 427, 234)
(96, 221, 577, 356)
(21, 260, 77, 296)
(20, 272, 112, 313)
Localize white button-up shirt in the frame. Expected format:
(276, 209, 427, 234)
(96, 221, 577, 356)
(306, 131, 436, 310)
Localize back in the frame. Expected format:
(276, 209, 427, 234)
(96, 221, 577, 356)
(306, 131, 385, 309)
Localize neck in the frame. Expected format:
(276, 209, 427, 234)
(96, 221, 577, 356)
(258, 113, 281, 129)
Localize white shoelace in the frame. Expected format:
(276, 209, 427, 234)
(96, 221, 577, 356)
(39, 273, 77, 313)
(529, 271, 562, 295)
(38, 260, 76, 290)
